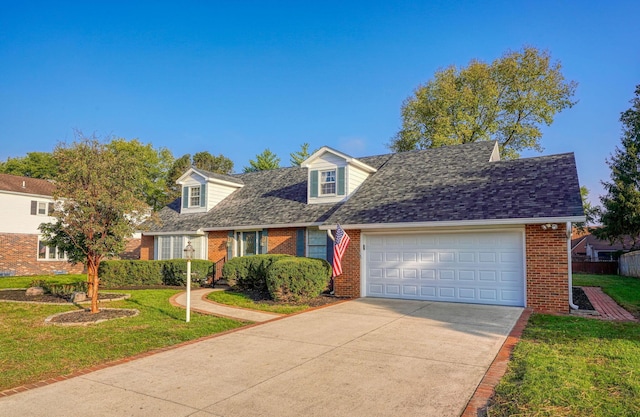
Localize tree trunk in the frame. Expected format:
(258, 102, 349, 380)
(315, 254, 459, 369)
(87, 256, 100, 314)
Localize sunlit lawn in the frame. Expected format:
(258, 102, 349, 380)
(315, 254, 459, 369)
(207, 290, 311, 314)
(489, 274, 640, 416)
(0, 275, 244, 391)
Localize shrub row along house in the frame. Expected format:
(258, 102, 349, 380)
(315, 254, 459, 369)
(0, 173, 140, 276)
(142, 141, 585, 314)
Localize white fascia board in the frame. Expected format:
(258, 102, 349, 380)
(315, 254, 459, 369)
(207, 177, 244, 189)
(319, 216, 587, 230)
(142, 230, 205, 236)
(0, 190, 54, 199)
(301, 146, 377, 173)
(175, 168, 200, 185)
(203, 222, 323, 231)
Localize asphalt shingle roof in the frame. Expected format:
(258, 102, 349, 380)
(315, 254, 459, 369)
(147, 141, 584, 233)
(0, 173, 56, 197)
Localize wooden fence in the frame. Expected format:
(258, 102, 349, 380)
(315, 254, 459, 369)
(572, 261, 618, 275)
(620, 251, 640, 277)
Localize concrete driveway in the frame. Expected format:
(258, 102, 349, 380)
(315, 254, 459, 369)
(0, 298, 522, 417)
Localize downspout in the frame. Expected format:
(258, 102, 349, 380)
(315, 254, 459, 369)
(567, 221, 579, 310)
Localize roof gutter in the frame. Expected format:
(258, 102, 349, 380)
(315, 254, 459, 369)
(567, 221, 579, 310)
(142, 230, 205, 236)
(319, 216, 586, 230)
(203, 222, 323, 232)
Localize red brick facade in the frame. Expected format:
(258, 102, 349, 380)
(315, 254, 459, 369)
(333, 229, 361, 298)
(140, 235, 154, 260)
(525, 223, 570, 313)
(267, 228, 298, 255)
(143, 224, 572, 313)
(0, 233, 84, 276)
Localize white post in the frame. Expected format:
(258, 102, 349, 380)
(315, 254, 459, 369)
(186, 258, 191, 323)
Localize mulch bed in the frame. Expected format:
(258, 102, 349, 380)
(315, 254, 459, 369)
(46, 308, 139, 325)
(235, 288, 348, 308)
(573, 286, 595, 310)
(0, 290, 124, 303)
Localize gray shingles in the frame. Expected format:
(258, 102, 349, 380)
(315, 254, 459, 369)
(146, 141, 584, 233)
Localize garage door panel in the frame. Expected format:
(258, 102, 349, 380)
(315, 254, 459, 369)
(366, 231, 524, 307)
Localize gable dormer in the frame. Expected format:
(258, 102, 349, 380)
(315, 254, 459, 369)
(177, 167, 243, 214)
(301, 147, 377, 205)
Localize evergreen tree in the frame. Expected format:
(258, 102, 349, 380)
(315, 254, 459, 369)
(243, 149, 281, 172)
(595, 85, 640, 249)
(290, 143, 312, 166)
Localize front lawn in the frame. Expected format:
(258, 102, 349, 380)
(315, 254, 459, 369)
(0, 276, 244, 392)
(489, 273, 640, 416)
(0, 274, 85, 289)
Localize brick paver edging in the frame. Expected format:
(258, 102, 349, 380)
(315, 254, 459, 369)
(461, 308, 533, 417)
(581, 286, 638, 322)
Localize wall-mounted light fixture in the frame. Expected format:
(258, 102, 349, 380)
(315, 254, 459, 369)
(541, 223, 558, 230)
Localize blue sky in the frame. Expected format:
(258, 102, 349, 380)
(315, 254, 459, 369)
(1, 1, 638, 204)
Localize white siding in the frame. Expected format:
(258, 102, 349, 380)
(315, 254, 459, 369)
(347, 165, 370, 195)
(207, 182, 238, 208)
(0, 192, 55, 234)
(180, 176, 206, 214)
(307, 152, 348, 205)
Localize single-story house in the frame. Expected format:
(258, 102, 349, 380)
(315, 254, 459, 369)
(141, 141, 585, 314)
(572, 228, 633, 261)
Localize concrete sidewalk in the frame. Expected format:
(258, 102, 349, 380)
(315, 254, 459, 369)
(0, 298, 523, 417)
(172, 288, 283, 322)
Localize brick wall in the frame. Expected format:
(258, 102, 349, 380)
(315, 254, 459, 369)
(525, 224, 569, 313)
(0, 233, 84, 276)
(140, 235, 154, 260)
(267, 228, 298, 255)
(333, 229, 361, 298)
(119, 238, 141, 260)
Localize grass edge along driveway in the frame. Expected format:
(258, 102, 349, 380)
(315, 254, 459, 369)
(0, 275, 244, 392)
(488, 274, 640, 417)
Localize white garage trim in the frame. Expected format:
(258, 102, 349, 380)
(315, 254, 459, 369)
(361, 228, 527, 307)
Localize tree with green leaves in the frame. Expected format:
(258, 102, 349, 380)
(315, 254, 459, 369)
(192, 151, 234, 174)
(106, 138, 174, 211)
(0, 151, 59, 179)
(390, 46, 577, 159)
(575, 186, 597, 233)
(39, 134, 149, 313)
(165, 152, 234, 200)
(290, 143, 313, 166)
(244, 148, 281, 172)
(595, 85, 640, 249)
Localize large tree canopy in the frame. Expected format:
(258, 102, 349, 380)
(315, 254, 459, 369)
(40, 134, 149, 313)
(244, 149, 281, 172)
(165, 152, 234, 199)
(390, 46, 577, 159)
(595, 85, 640, 249)
(0, 151, 59, 179)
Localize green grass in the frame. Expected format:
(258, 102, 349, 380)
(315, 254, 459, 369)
(573, 273, 640, 317)
(207, 290, 310, 314)
(0, 277, 245, 391)
(489, 273, 640, 416)
(0, 274, 85, 289)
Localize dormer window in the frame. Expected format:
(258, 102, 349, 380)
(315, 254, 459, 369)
(320, 170, 336, 195)
(189, 186, 201, 207)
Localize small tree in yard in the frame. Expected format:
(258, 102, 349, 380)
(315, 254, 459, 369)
(40, 134, 149, 313)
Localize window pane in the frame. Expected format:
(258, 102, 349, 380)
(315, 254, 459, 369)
(172, 236, 183, 259)
(243, 232, 257, 256)
(48, 246, 56, 259)
(308, 246, 327, 260)
(307, 229, 327, 260)
(189, 236, 202, 260)
(38, 241, 46, 259)
(161, 237, 171, 260)
(308, 230, 326, 245)
(38, 202, 47, 215)
(190, 186, 200, 207)
(320, 170, 336, 195)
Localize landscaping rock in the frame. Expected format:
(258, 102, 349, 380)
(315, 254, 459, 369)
(70, 291, 87, 303)
(25, 286, 44, 296)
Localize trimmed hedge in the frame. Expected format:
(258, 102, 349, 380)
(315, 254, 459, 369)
(98, 259, 214, 288)
(266, 257, 332, 302)
(221, 254, 291, 290)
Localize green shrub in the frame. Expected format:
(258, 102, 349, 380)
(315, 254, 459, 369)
(29, 279, 88, 296)
(99, 260, 214, 288)
(222, 254, 291, 290)
(265, 257, 331, 302)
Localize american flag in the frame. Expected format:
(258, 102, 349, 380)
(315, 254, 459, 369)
(332, 224, 351, 277)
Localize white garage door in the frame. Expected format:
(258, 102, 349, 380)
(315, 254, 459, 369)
(364, 230, 525, 306)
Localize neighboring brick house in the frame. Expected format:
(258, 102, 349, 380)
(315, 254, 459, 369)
(0, 173, 141, 276)
(0, 173, 84, 276)
(142, 141, 585, 314)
